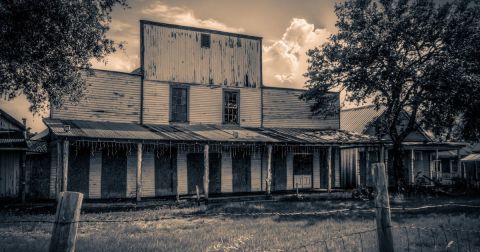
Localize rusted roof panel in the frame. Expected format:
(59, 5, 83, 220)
(250, 128, 379, 144)
(44, 119, 165, 141)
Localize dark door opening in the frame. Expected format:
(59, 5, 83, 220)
(232, 152, 251, 193)
(155, 149, 177, 196)
(101, 148, 127, 199)
(272, 151, 287, 191)
(68, 146, 90, 196)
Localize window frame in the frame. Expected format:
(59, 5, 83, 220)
(222, 89, 240, 125)
(200, 33, 211, 48)
(169, 84, 189, 123)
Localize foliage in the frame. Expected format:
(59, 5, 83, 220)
(301, 0, 480, 186)
(302, 0, 480, 142)
(0, 0, 127, 113)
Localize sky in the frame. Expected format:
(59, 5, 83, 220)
(0, 0, 341, 133)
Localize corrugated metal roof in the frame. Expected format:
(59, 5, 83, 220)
(146, 124, 278, 142)
(250, 128, 378, 144)
(44, 119, 166, 141)
(45, 119, 378, 145)
(0, 131, 28, 149)
(462, 153, 480, 161)
(340, 105, 385, 133)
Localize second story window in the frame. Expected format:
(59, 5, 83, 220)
(201, 34, 210, 48)
(170, 86, 188, 122)
(223, 90, 239, 124)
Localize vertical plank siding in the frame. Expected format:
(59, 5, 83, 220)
(142, 23, 261, 88)
(0, 151, 20, 197)
(141, 152, 156, 197)
(126, 152, 137, 198)
(51, 70, 141, 123)
(177, 151, 188, 194)
(251, 153, 262, 192)
(261, 151, 267, 191)
(88, 152, 102, 199)
(49, 143, 58, 198)
(221, 152, 233, 193)
(313, 151, 321, 189)
(334, 148, 341, 188)
(286, 153, 294, 190)
(262, 87, 340, 129)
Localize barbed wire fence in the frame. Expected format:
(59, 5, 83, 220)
(1, 164, 480, 251)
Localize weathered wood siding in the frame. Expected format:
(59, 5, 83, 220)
(286, 153, 294, 190)
(126, 152, 137, 198)
(313, 151, 320, 189)
(221, 152, 233, 193)
(262, 87, 340, 129)
(0, 151, 20, 198)
(49, 143, 58, 199)
(142, 81, 261, 126)
(177, 151, 188, 194)
(142, 22, 261, 88)
(251, 153, 262, 192)
(261, 151, 267, 191)
(143, 80, 170, 124)
(142, 152, 156, 197)
(51, 70, 141, 123)
(88, 152, 102, 199)
(334, 148, 341, 187)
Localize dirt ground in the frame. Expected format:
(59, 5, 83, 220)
(1, 195, 480, 251)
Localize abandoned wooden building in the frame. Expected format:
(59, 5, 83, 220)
(340, 105, 465, 187)
(39, 21, 380, 200)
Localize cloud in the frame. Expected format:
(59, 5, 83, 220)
(142, 2, 244, 33)
(263, 18, 330, 88)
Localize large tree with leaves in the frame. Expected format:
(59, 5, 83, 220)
(301, 0, 480, 189)
(0, 0, 127, 113)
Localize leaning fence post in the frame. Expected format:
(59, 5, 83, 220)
(49, 191, 83, 252)
(374, 163, 394, 252)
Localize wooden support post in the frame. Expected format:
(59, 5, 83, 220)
(457, 149, 462, 179)
(327, 147, 332, 192)
(435, 149, 439, 179)
(374, 163, 394, 252)
(56, 142, 62, 198)
(136, 143, 143, 202)
(266, 145, 272, 196)
(364, 147, 370, 187)
(203, 144, 209, 200)
(49, 191, 83, 252)
(62, 140, 69, 192)
(410, 149, 415, 184)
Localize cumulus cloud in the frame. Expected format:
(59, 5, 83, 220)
(142, 2, 244, 33)
(263, 18, 330, 88)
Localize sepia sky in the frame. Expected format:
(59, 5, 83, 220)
(1, 0, 341, 132)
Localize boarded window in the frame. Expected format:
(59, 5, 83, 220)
(201, 34, 210, 48)
(223, 90, 239, 124)
(170, 87, 188, 122)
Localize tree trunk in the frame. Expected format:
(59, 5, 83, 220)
(391, 142, 405, 192)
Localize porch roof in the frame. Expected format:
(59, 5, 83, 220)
(0, 131, 28, 150)
(461, 153, 480, 162)
(44, 119, 379, 145)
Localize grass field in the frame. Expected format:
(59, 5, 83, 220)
(1, 198, 480, 251)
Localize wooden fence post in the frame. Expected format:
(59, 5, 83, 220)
(136, 143, 143, 202)
(49, 191, 83, 252)
(266, 145, 272, 196)
(374, 163, 394, 252)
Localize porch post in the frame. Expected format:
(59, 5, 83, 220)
(266, 145, 272, 196)
(136, 143, 142, 202)
(364, 147, 370, 187)
(355, 148, 360, 187)
(410, 149, 415, 184)
(204, 144, 209, 200)
(327, 147, 332, 192)
(62, 140, 69, 192)
(457, 149, 462, 179)
(435, 149, 439, 179)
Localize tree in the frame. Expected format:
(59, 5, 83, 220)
(301, 0, 480, 189)
(0, 0, 127, 113)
